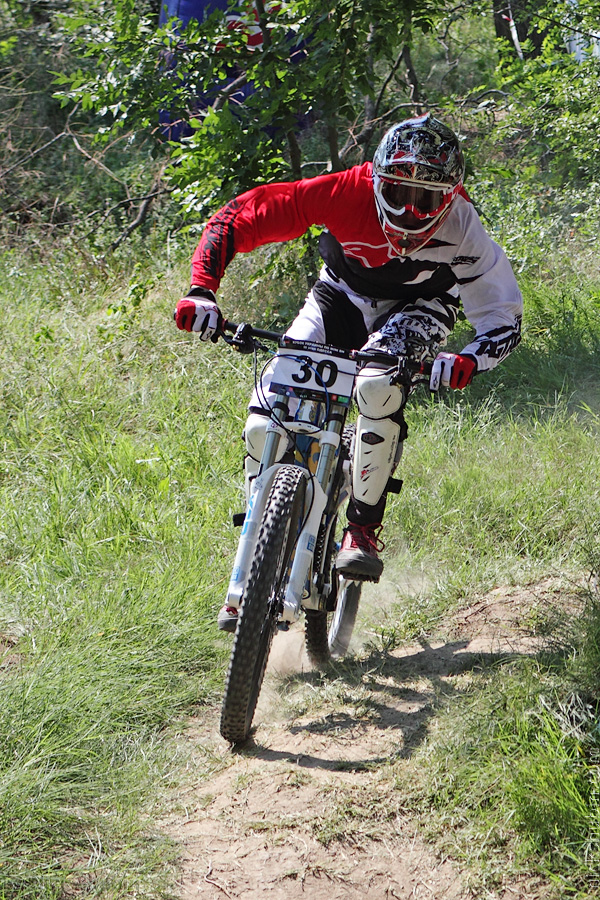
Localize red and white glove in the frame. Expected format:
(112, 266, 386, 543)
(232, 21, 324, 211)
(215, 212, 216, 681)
(174, 289, 222, 341)
(430, 352, 476, 391)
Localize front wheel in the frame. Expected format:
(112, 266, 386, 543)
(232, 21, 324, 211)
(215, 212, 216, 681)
(304, 577, 362, 668)
(220, 466, 305, 745)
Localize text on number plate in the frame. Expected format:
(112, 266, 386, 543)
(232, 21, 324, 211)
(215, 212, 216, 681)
(269, 348, 357, 404)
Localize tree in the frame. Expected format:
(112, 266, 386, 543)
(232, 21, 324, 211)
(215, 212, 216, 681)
(491, 0, 600, 183)
(0, 0, 170, 244)
(55, 0, 461, 219)
(492, 1, 548, 59)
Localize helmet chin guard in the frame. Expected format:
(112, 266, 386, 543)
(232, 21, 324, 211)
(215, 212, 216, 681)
(372, 114, 465, 256)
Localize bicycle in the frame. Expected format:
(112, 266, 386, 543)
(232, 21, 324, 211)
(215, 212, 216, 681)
(217, 320, 434, 744)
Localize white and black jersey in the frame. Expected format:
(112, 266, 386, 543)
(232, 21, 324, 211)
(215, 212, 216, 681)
(191, 162, 523, 372)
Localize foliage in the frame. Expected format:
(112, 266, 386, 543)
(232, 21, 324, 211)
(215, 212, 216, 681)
(0, 243, 255, 895)
(450, 0, 600, 265)
(0, 0, 173, 244)
(498, 50, 600, 183)
(6, 0, 600, 256)
(53, 0, 484, 218)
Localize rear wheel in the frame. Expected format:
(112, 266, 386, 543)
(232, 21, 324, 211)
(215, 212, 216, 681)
(327, 577, 362, 658)
(305, 576, 362, 668)
(220, 466, 305, 745)
(304, 424, 361, 669)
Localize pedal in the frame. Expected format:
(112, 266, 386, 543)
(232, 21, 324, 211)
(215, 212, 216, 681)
(232, 512, 246, 527)
(336, 568, 381, 584)
(385, 477, 403, 494)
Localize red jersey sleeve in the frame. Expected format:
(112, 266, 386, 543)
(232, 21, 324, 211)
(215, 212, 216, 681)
(190, 165, 372, 291)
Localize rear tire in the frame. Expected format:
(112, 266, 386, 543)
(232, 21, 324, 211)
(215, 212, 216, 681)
(305, 576, 362, 668)
(328, 578, 362, 658)
(220, 466, 305, 745)
(304, 424, 362, 669)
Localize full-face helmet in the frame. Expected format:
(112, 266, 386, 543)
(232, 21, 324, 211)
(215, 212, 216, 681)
(372, 114, 465, 256)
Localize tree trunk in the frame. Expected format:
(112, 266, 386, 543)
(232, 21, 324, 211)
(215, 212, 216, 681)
(402, 43, 423, 112)
(287, 130, 302, 181)
(327, 123, 343, 171)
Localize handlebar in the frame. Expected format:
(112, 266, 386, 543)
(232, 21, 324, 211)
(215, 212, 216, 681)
(220, 319, 433, 380)
(222, 319, 282, 348)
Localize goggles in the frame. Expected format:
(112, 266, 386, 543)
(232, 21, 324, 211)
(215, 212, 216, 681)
(381, 180, 448, 217)
(375, 177, 455, 234)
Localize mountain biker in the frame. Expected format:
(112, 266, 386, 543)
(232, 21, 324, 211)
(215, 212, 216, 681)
(173, 113, 523, 631)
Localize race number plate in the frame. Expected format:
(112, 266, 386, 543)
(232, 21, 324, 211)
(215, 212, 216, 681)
(269, 347, 357, 405)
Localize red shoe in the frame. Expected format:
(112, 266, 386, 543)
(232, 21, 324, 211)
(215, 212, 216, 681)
(217, 605, 238, 633)
(336, 523, 384, 582)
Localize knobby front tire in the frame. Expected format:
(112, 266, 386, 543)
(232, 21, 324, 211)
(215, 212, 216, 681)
(220, 465, 306, 745)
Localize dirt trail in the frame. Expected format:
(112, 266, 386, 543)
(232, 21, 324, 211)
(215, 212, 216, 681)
(162, 578, 573, 900)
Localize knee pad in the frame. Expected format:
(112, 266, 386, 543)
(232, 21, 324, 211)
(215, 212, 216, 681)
(243, 412, 289, 463)
(352, 414, 401, 506)
(355, 367, 404, 420)
(243, 412, 289, 501)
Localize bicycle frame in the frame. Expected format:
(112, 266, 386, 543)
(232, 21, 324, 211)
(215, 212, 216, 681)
(219, 322, 438, 743)
(222, 323, 432, 628)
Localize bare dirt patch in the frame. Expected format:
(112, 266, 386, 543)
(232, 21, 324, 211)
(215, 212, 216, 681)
(0, 633, 21, 671)
(162, 577, 582, 900)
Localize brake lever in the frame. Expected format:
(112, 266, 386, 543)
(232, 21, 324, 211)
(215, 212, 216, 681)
(388, 360, 433, 389)
(221, 322, 255, 354)
(388, 358, 418, 387)
(221, 321, 272, 354)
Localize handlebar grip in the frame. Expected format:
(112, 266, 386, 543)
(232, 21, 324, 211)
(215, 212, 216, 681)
(222, 319, 284, 343)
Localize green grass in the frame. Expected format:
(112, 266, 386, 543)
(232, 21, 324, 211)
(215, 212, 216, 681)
(0, 245, 252, 897)
(403, 654, 600, 897)
(386, 398, 600, 603)
(1, 240, 600, 897)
